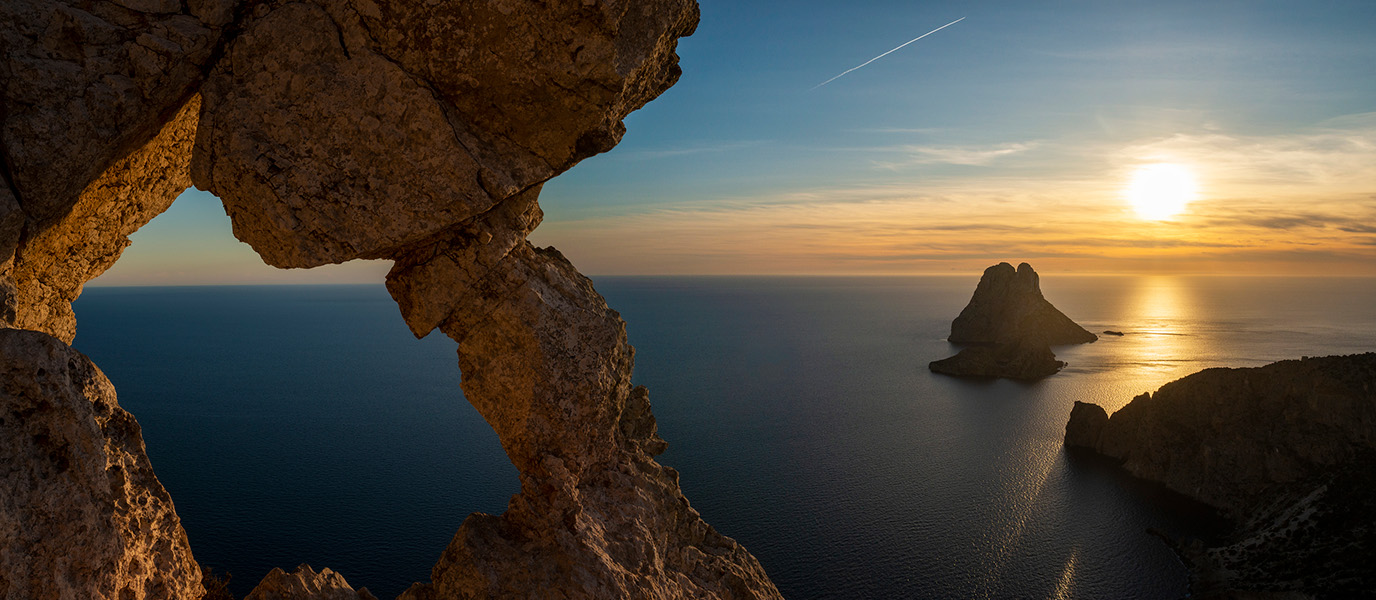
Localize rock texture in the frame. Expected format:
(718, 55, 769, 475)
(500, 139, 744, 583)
(388, 223, 779, 599)
(191, 0, 698, 268)
(0, 328, 203, 599)
(930, 262, 1094, 380)
(246, 564, 377, 600)
(5, 96, 199, 343)
(1064, 353, 1376, 597)
(928, 338, 1066, 381)
(949, 262, 1096, 345)
(3, 0, 781, 597)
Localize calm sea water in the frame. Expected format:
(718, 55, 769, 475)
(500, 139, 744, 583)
(71, 276, 1376, 599)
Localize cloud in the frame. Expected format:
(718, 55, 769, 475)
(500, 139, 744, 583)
(1113, 116, 1376, 193)
(875, 142, 1038, 168)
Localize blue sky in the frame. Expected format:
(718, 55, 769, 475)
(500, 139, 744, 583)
(95, 0, 1376, 284)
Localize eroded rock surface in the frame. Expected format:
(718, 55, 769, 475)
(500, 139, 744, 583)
(388, 212, 780, 599)
(0, 328, 203, 599)
(5, 0, 778, 597)
(5, 95, 199, 343)
(0, 0, 225, 226)
(1063, 353, 1376, 596)
(192, 0, 698, 268)
(246, 564, 378, 600)
(931, 262, 1093, 380)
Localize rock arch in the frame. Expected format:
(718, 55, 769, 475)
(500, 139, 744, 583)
(0, 0, 780, 597)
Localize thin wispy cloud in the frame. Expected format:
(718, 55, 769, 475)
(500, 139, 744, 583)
(878, 142, 1037, 167)
(812, 17, 965, 90)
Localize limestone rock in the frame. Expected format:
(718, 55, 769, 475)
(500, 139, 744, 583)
(948, 262, 1097, 346)
(3, 0, 781, 596)
(388, 236, 781, 599)
(928, 339, 1066, 381)
(5, 95, 199, 343)
(192, 0, 699, 268)
(246, 564, 378, 600)
(0, 0, 224, 226)
(1063, 354, 1376, 597)
(0, 328, 203, 599)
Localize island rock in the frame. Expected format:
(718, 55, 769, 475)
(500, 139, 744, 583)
(928, 338, 1067, 381)
(930, 262, 1094, 381)
(949, 262, 1097, 345)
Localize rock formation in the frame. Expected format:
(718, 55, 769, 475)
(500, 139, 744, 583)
(948, 262, 1097, 346)
(930, 262, 1094, 380)
(928, 338, 1066, 381)
(0, 328, 203, 599)
(246, 565, 377, 600)
(1, 0, 783, 598)
(1064, 353, 1376, 597)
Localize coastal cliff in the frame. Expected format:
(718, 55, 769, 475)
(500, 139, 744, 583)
(0, 0, 781, 597)
(1064, 353, 1376, 597)
(931, 262, 1094, 380)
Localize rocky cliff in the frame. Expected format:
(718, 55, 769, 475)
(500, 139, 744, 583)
(930, 262, 1094, 380)
(1, 0, 781, 598)
(1064, 353, 1376, 596)
(0, 328, 203, 599)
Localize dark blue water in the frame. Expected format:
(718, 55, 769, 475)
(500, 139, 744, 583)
(72, 276, 1376, 599)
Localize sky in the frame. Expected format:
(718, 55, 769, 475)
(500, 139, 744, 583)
(93, 0, 1376, 285)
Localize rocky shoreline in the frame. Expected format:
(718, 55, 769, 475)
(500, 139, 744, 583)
(1064, 353, 1376, 598)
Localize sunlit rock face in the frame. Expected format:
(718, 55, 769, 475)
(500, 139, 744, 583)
(2, 0, 781, 597)
(1064, 353, 1376, 597)
(0, 328, 203, 599)
(245, 564, 378, 600)
(390, 232, 779, 599)
(4, 97, 199, 343)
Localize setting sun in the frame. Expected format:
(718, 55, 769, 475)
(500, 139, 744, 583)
(1124, 163, 1199, 220)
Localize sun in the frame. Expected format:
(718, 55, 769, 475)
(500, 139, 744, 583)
(1124, 163, 1198, 220)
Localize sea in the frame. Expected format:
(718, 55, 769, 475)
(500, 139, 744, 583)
(70, 275, 1376, 599)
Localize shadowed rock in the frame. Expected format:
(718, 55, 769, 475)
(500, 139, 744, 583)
(928, 339, 1066, 381)
(1063, 401, 1108, 449)
(949, 262, 1097, 346)
(930, 262, 1094, 381)
(1063, 353, 1376, 597)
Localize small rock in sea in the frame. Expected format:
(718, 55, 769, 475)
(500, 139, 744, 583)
(1102, 330, 1125, 336)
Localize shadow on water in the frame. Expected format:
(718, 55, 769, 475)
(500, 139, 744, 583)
(1062, 448, 1233, 544)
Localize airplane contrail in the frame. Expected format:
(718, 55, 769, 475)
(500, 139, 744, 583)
(812, 17, 966, 90)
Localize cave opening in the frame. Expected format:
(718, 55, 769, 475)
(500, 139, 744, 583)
(73, 188, 519, 598)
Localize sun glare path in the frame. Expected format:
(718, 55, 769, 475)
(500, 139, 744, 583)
(1125, 163, 1198, 220)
